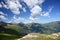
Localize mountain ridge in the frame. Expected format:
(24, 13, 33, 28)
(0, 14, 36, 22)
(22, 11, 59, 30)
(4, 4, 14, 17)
(0, 21, 60, 40)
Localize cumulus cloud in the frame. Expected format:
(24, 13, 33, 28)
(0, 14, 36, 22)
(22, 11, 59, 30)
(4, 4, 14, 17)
(0, 0, 22, 14)
(0, 4, 2, 8)
(0, 12, 4, 15)
(0, 12, 7, 16)
(29, 5, 42, 20)
(31, 5, 42, 16)
(5, 0, 22, 14)
(0, 0, 28, 15)
(1, 2, 8, 9)
(29, 5, 53, 20)
(42, 13, 50, 17)
(0, 0, 53, 23)
(8, 15, 26, 23)
(0, 12, 7, 20)
(23, 8, 26, 12)
(23, 0, 44, 21)
(23, 19, 33, 24)
(31, 5, 42, 14)
(41, 7, 53, 17)
(23, 0, 44, 8)
(30, 16, 38, 21)
(0, 15, 7, 20)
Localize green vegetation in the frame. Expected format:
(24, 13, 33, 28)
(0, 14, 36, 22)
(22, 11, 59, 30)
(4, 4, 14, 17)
(0, 22, 27, 40)
(0, 21, 60, 40)
(0, 33, 19, 40)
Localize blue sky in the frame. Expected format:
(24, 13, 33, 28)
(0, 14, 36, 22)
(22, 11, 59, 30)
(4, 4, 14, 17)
(0, 0, 60, 23)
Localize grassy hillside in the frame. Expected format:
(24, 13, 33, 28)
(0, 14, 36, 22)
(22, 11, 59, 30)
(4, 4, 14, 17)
(23, 22, 60, 34)
(0, 22, 27, 40)
(0, 21, 60, 40)
(0, 33, 19, 40)
(1, 21, 60, 34)
(42, 21, 60, 34)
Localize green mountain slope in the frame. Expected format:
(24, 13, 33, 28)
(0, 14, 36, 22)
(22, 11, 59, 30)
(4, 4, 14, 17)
(42, 21, 60, 34)
(0, 21, 60, 40)
(0, 21, 60, 34)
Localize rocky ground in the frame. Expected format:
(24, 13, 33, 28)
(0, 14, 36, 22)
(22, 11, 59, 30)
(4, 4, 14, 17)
(17, 32, 60, 40)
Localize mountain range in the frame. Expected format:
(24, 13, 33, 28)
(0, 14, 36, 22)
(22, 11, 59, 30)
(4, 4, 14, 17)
(0, 21, 60, 40)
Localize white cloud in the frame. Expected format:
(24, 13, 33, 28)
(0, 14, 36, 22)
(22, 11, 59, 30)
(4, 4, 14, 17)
(0, 12, 7, 16)
(30, 5, 42, 20)
(23, 19, 33, 24)
(12, 17, 25, 23)
(0, 15, 7, 20)
(30, 16, 38, 21)
(23, 0, 44, 21)
(0, 0, 53, 23)
(9, 15, 26, 23)
(30, 6, 53, 20)
(38, 0, 45, 4)
(0, 0, 22, 14)
(0, 12, 7, 20)
(23, 0, 44, 8)
(0, 12, 4, 14)
(24, 18, 40, 24)
(41, 7, 53, 17)
(0, 4, 2, 8)
(43, 13, 50, 17)
(31, 5, 42, 15)
(6, 0, 22, 14)
(1, 2, 8, 9)
(23, 8, 26, 12)
(23, 0, 53, 22)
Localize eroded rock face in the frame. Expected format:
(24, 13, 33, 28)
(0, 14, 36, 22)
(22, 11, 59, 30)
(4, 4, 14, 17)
(17, 33, 60, 40)
(22, 34, 38, 38)
(47, 32, 60, 39)
(17, 33, 39, 40)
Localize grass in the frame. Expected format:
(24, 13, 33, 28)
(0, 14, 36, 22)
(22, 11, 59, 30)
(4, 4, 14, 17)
(0, 33, 20, 40)
(0, 32, 60, 40)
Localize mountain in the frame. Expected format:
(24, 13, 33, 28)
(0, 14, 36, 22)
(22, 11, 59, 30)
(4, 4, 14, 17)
(0, 21, 60, 40)
(0, 21, 60, 34)
(42, 21, 60, 34)
(22, 21, 60, 34)
(0, 22, 27, 40)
